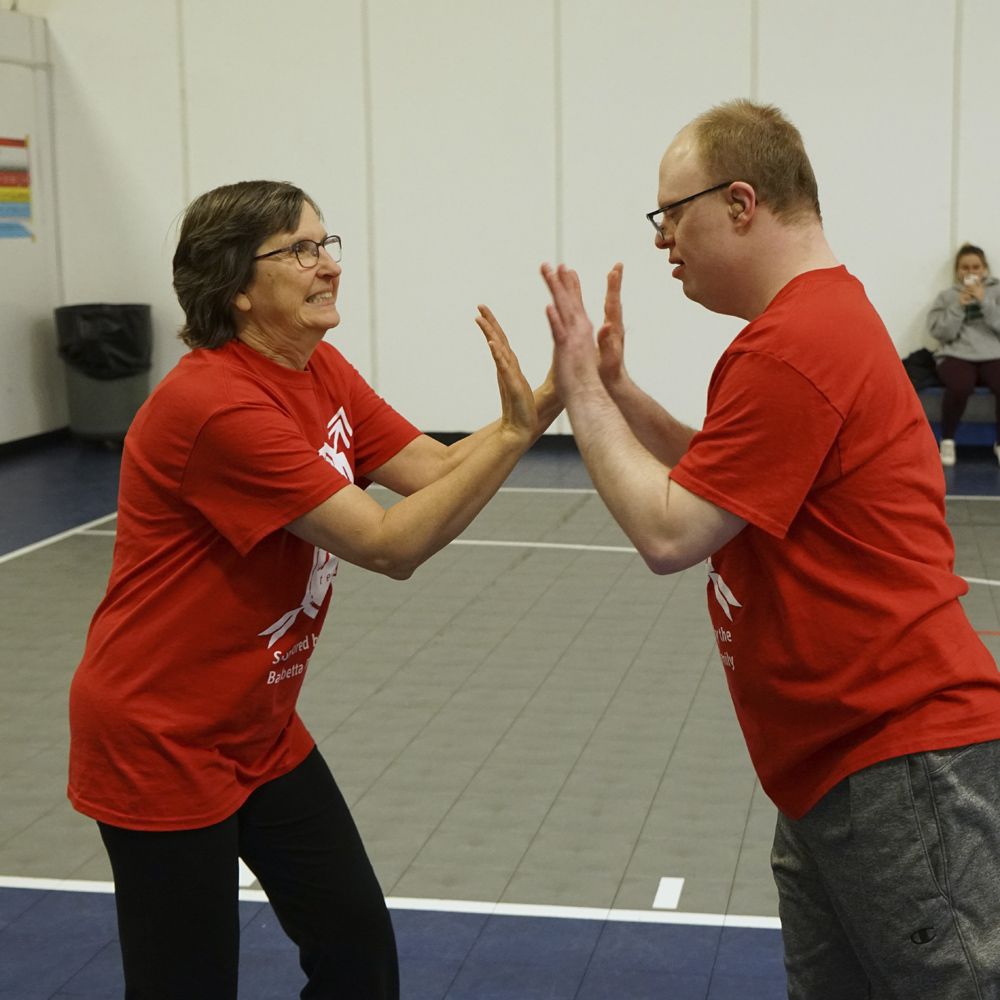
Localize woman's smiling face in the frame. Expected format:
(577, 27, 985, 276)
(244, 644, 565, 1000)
(235, 202, 342, 342)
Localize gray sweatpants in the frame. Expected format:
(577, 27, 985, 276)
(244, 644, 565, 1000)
(772, 738, 1000, 999)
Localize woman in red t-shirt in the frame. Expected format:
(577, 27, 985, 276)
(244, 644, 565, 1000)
(68, 180, 560, 999)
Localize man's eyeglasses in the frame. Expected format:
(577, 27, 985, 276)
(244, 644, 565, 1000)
(254, 235, 342, 268)
(646, 182, 734, 239)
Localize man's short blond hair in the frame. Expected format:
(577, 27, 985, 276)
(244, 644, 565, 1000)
(689, 99, 821, 224)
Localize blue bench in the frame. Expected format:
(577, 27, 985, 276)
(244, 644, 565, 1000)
(918, 386, 996, 445)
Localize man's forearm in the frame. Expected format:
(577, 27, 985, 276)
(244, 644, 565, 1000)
(563, 381, 679, 566)
(605, 374, 697, 467)
(566, 382, 744, 574)
(539, 258, 743, 572)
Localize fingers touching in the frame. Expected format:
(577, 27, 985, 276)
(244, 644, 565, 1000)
(474, 305, 538, 436)
(604, 262, 624, 325)
(540, 263, 593, 346)
(475, 304, 514, 365)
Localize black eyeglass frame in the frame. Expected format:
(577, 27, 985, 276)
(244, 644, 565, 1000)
(646, 182, 735, 238)
(253, 235, 342, 267)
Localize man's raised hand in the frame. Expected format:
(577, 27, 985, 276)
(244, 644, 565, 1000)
(597, 262, 627, 392)
(540, 263, 603, 402)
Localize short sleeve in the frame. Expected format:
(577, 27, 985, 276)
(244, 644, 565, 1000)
(181, 404, 351, 555)
(670, 352, 843, 538)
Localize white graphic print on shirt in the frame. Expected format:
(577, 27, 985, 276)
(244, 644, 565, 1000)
(317, 407, 354, 484)
(706, 556, 741, 621)
(259, 548, 339, 648)
(258, 408, 354, 648)
(707, 558, 740, 670)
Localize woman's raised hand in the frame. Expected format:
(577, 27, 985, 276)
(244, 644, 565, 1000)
(475, 305, 539, 441)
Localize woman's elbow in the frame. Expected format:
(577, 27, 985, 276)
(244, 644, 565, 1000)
(369, 554, 417, 581)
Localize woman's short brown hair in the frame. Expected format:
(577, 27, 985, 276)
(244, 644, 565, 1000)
(689, 99, 821, 224)
(173, 180, 321, 350)
(955, 243, 988, 273)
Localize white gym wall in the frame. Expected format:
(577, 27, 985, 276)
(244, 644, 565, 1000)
(3, 0, 998, 442)
(0, 9, 62, 442)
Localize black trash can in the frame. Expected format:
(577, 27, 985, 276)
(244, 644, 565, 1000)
(55, 303, 152, 443)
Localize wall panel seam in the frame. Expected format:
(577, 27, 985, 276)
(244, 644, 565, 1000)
(360, 0, 379, 391)
(38, 19, 64, 305)
(0, 55, 49, 68)
(950, 0, 962, 250)
(176, 0, 191, 207)
(553, 0, 563, 264)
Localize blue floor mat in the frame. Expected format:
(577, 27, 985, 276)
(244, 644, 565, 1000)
(0, 889, 786, 999)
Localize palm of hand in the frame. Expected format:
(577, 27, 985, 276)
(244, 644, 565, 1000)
(597, 263, 626, 388)
(596, 324, 624, 384)
(502, 365, 538, 435)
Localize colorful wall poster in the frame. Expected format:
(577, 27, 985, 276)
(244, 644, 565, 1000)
(0, 138, 32, 239)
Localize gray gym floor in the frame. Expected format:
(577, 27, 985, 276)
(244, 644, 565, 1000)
(2, 476, 999, 924)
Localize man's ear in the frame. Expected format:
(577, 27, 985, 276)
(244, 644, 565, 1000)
(728, 181, 757, 226)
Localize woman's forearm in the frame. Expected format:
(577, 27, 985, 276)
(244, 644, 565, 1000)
(288, 423, 533, 579)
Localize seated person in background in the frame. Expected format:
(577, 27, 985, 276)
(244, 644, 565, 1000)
(927, 243, 1000, 466)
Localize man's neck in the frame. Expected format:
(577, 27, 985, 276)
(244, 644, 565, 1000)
(738, 218, 840, 321)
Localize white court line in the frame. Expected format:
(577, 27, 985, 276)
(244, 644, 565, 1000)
(0, 486, 992, 565)
(498, 486, 597, 494)
(77, 529, 117, 536)
(6, 517, 1000, 590)
(451, 539, 637, 555)
(0, 876, 114, 894)
(455, 540, 1000, 591)
(388, 897, 780, 929)
(0, 876, 780, 929)
(0, 512, 117, 567)
(368, 485, 598, 495)
(374, 482, 1000, 501)
(652, 876, 685, 910)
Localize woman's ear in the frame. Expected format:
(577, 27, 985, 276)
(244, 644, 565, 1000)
(234, 291, 251, 314)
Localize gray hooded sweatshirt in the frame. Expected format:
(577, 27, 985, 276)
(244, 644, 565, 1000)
(928, 274, 1000, 362)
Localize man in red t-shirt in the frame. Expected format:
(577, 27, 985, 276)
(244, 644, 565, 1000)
(542, 100, 1000, 997)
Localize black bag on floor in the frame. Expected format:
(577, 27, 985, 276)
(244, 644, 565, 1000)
(901, 348, 941, 390)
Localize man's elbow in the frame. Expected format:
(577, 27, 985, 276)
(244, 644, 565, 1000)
(638, 539, 702, 576)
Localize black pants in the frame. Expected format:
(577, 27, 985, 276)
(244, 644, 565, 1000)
(937, 356, 1000, 440)
(98, 747, 398, 1000)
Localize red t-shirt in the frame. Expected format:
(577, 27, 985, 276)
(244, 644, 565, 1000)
(671, 266, 1000, 819)
(68, 339, 420, 830)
